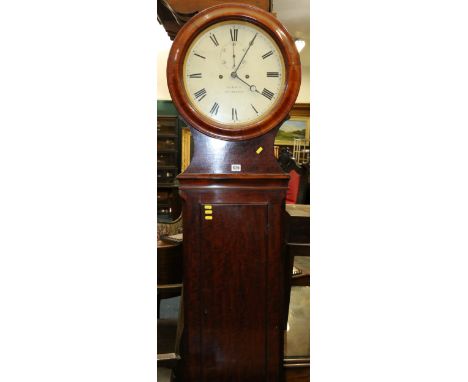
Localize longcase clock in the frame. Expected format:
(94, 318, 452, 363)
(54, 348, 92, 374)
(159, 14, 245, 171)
(166, 4, 301, 381)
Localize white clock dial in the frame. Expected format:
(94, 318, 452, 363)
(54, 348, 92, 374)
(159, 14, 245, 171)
(183, 21, 286, 128)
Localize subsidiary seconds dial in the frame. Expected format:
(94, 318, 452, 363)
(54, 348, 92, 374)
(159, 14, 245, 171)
(183, 21, 286, 127)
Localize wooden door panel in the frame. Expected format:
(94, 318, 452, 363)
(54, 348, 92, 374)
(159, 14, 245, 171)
(199, 203, 268, 381)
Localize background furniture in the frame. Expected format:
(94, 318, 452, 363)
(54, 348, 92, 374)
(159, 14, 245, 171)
(283, 204, 310, 382)
(157, 115, 181, 221)
(278, 148, 310, 205)
(157, 238, 184, 382)
(157, 101, 185, 222)
(284, 204, 310, 289)
(157, 214, 183, 241)
(157, 239, 183, 318)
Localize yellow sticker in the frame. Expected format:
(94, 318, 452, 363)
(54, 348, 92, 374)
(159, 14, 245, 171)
(256, 147, 263, 154)
(205, 216, 213, 220)
(204, 205, 212, 210)
(205, 210, 213, 215)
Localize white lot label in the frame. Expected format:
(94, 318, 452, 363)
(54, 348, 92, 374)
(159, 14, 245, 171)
(231, 164, 241, 172)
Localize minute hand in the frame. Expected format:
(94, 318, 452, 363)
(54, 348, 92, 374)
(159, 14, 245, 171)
(233, 33, 257, 74)
(234, 75, 261, 93)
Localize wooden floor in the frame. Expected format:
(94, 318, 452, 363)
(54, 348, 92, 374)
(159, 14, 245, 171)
(157, 365, 309, 382)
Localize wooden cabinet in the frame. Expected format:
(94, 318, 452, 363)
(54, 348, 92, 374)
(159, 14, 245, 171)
(157, 115, 181, 221)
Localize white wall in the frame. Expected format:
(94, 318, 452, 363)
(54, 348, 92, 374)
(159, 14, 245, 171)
(297, 66, 310, 103)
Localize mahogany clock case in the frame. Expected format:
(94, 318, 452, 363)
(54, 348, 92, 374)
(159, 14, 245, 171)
(164, 4, 303, 381)
(166, 3, 301, 141)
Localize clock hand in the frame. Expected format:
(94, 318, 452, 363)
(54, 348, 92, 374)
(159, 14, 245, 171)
(232, 73, 261, 93)
(232, 33, 257, 74)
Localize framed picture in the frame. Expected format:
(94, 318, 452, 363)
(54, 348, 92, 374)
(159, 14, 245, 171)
(275, 103, 310, 146)
(181, 127, 192, 172)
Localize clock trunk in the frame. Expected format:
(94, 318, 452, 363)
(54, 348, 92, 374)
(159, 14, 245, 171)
(177, 128, 289, 382)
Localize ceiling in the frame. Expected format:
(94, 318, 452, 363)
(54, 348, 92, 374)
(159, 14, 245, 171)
(273, 0, 310, 67)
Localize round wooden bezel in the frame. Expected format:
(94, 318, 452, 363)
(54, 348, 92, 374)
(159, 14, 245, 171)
(166, 3, 301, 141)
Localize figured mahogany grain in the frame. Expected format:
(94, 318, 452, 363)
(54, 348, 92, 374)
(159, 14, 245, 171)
(179, 127, 286, 176)
(178, 183, 288, 382)
(200, 204, 268, 380)
(177, 127, 290, 381)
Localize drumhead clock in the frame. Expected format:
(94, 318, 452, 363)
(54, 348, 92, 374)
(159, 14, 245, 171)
(167, 3, 301, 140)
(165, 4, 302, 381)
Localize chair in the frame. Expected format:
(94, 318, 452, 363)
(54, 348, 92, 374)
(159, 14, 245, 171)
(277, 147, 309, 205)
(157, 214, 183, 240)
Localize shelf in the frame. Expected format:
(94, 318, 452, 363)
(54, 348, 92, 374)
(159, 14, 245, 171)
(157, 111, 182, 221)
(157, 149, 177, 153)
(157, 165, 177, 169)
(157, 133, 178, 138)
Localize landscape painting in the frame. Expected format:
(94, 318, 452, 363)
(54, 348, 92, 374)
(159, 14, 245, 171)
(275, 117, 309, 145)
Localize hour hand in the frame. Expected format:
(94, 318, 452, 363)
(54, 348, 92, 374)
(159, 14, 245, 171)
(232, 43, 236, 69)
